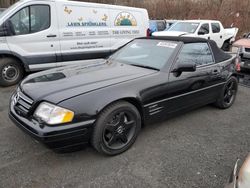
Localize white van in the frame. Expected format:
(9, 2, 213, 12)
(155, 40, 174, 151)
(0, 0, 149, 86)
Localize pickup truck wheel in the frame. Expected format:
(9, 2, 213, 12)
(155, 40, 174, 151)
(222, 41, 230, 51)
(0, 58, 24, 87)
(91, 101, 141, 155)
(214, 77, 238, 109)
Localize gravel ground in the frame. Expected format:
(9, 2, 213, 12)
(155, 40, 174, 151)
(0, 78, 250, 188)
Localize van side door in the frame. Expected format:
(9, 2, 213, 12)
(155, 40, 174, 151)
(5, 1, 60, 70)
(57, 3, 111, 62)
(109, 10, 147, 53)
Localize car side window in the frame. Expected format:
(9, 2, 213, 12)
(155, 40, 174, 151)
(177, 43, 214, 66)
(198, 23, 209, 35)
(212, 23, 221, 33)
(8, 5, 50, 35)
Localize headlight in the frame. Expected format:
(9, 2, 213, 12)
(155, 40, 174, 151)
(34, 102, 74, 125)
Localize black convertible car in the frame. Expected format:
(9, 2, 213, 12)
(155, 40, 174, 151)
(9, 37, 239, 155)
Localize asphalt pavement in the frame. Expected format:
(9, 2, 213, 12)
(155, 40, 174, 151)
(0, 75, 250, 188)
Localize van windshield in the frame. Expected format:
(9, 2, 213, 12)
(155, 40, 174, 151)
(110, 39, 178, 70)
(168, 22, 200, 33)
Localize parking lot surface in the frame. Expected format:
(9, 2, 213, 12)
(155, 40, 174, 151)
(0, 82, 250, 188)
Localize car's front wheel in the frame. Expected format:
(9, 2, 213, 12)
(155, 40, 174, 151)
(215, 76, 238, 109)
(91, 101, 141, 155)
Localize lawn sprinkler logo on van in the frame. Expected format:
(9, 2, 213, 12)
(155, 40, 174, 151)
(67, 21, 107, 27)
(115, 12, 137, 26)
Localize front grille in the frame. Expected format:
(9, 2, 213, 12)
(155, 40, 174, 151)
(245, 48, 250, 52)
(13, 91, 33, 117)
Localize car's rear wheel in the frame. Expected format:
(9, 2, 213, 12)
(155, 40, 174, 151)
(214, 76, 238, 109)
(91, 101, 141, 155)
(0, 57, 24, 87)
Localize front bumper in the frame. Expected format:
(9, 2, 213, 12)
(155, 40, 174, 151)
(9, 104, 95, 150)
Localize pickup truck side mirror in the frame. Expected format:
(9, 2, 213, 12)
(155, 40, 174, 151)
(172, 62, 197, 73)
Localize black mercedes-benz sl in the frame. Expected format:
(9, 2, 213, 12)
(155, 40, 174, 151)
(9, 37, 239, 155)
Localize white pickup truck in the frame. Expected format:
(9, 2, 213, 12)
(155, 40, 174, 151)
(152, 20, 238, 51)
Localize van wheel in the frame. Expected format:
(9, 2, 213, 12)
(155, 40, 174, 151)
(214, 77, 238, 109)
(91, 101, 141, 155)
(0, 58, 24, 87)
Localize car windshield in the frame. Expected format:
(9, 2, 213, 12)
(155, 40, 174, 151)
(110, 39, 178, 70)
(168, 22, 200, 33)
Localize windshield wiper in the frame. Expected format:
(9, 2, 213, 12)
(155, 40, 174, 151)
(129, 63, 160, 71)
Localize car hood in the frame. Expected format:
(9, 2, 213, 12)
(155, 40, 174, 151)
(233, 39, 250, 48)
(152, 31, 191, 37)
(20, 60, 157, 103)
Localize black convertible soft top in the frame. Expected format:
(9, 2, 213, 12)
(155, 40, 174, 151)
(208, 39, 233, 63)
(139, 36, 233, 63)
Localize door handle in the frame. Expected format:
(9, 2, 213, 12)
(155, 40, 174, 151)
(47, 34, 57, 38)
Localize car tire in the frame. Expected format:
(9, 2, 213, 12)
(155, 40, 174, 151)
(214, 76, 238, 109)
(0, 57, 24, 87)
(91, 101, 141, 155)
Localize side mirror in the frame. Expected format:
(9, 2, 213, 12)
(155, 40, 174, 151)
(172, 62, 196, 73)
(0, 20, 15, 37)
(198, 30, 206, 35)
(0, 24, 7, 37)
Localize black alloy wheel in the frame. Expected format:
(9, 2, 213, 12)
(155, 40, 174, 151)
(103, 111, 136, 150)
(223, 80, 237, 105)
(215, 76, 238, 109)
(92, 101, 141, 155)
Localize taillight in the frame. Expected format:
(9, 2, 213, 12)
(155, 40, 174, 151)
(235, 57, 241, 72)
(146, 28, 150, 37)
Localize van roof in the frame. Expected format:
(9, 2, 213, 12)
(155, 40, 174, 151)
(18, 0, 147, 11)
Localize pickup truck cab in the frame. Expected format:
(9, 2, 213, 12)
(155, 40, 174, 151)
(152, 20, 238, 51)
(0, 0, 149, 86)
